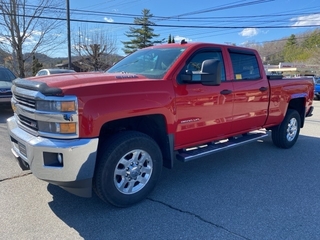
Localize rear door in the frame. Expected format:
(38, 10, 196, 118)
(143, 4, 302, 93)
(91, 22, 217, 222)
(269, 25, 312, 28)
(228, 49, 269, 133)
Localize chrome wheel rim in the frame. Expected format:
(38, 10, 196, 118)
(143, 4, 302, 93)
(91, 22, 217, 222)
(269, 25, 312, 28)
(286, 118, 298, 142)
(114, 149, 153, 194)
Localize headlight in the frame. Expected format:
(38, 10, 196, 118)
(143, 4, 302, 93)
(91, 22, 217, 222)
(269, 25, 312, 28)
(38, 122, 77, 134)
(36, 100, 76, 112)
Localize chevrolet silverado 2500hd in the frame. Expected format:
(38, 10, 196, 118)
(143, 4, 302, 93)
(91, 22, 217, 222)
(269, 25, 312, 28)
(7, 42, 314, 207)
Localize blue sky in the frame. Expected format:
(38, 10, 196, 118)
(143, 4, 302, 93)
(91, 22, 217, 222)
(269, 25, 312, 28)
(61, 0, 320, 57)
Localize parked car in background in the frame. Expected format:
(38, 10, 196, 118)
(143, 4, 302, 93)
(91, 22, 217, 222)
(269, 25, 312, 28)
(35, 68, 75, 76)
(0, 66, 17, 105)
(314, 77, 320, 100)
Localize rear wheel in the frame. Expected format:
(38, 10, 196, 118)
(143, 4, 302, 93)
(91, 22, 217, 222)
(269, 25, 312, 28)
(271, 109, 301, 149)
(93, 131, 163, 207)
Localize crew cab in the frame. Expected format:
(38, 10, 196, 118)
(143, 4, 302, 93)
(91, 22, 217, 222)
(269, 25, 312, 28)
(7, 42, 314, 207)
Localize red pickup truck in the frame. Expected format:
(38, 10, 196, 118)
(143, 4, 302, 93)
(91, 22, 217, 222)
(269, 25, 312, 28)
(7, 42, 314, 207)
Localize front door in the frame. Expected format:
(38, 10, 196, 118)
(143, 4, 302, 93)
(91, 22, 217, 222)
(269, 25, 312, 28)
(174, 49, 234, 148)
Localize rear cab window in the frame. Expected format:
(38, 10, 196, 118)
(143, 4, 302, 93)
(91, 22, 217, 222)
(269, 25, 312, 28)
(229, 49, 261, 80)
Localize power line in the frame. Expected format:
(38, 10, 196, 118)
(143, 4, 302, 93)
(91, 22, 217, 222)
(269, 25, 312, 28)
(1, 1, 320, 55)
(1, 12, 320, 29)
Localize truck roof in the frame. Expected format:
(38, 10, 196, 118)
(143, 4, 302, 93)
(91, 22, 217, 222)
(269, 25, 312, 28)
(145, 41, 254, 52)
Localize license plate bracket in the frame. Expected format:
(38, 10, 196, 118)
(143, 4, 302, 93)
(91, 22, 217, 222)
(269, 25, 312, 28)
(18, 142, 27, 157)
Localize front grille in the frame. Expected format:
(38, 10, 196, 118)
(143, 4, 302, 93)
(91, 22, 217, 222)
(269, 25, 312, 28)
(18, 114, 38, 131)
(12, 85, 79, 139)
(15, 94, 36, 109)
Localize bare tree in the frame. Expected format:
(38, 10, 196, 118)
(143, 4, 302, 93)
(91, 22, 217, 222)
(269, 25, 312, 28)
(73, 25, 118, 71)
(0, 0, 64, 77)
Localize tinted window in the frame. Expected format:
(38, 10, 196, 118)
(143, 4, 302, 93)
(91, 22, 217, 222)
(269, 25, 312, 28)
(230, 52, 261, 80)
(37, 70, 47, 76)
(108, 47, 186, 79)
(182, 50, 226, 82)
(0, 68, 16, 82)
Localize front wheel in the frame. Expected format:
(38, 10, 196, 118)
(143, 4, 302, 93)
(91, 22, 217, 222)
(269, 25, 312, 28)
(271, 109, 301, 149)
(93, 131, 163, 207)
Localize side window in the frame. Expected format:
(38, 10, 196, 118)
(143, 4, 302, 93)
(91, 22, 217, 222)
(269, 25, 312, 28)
(183, 51, 226, 82)
(230, 51, 261, 80)
(38, 71, 46, 76)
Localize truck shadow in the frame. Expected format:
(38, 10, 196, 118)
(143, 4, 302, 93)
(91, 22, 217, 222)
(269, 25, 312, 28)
(47, 134, 320, 239)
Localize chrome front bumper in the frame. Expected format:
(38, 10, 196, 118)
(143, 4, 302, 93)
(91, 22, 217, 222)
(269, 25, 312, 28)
(7, 116, 99, 197)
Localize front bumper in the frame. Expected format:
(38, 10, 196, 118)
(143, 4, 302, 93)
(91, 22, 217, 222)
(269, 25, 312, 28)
(7, 116, 99, 197)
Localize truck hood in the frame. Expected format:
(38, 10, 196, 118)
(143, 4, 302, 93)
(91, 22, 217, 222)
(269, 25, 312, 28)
(27, 72, 152, 90)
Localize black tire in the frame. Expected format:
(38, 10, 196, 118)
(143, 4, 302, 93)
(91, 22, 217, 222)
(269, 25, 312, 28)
(271, 109, 301, 149)
(93, 131, 163, 207)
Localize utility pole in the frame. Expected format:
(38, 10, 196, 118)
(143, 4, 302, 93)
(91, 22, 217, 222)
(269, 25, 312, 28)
(66, 0, 72, 69)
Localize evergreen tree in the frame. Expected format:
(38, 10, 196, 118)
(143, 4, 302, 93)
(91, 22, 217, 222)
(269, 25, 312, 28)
(283, 34, 300, 62)
(172, 37, 175, 43)
(168, 34, 172, 44)
(283, 34, 311, 62)
(122, 9, 162, 54)
(32, 54, 43, 76)
(302, 29, 320, 49)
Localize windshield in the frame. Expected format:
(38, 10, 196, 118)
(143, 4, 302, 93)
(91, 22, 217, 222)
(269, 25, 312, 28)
(108, 47, 186, 79)
(0, 69, 16, 82)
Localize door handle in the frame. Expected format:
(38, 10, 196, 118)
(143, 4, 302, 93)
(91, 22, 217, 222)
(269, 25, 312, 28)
(259, 87, 268, 92)
(220, 89, 232, 95)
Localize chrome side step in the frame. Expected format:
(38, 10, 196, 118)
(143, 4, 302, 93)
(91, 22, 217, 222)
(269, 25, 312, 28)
(176, 132, 268, 162)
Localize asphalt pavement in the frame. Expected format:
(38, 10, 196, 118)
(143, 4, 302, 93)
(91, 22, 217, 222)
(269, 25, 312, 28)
(1, 102, 320, 240)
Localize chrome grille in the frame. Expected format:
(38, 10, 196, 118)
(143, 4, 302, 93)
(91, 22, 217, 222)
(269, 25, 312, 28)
(18, 115, 38, 131)
(11, 84, 79, 139)
(15, 94, 36, 109)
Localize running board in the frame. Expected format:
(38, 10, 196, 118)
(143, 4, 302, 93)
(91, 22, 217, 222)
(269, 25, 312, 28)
(176, 132, 268, 162)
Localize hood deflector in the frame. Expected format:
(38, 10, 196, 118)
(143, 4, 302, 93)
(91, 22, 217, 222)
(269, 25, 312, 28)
(13, 78, 63, 96)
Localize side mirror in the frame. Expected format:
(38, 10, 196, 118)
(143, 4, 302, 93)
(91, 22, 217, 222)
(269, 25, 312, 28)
(200, 59, 221, 86)
(180, 70, 192, 82)
(180, 59, 221, 86)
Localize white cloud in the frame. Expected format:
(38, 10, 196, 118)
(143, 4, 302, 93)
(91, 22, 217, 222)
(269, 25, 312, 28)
(174, 35, 192, 43)
(25, 35, 38, 45)
(32, 30, 42, 36)
(291, 13, 320, 27)
(104, 17, 114, 23)
(238, 28, 259, 37)
(0, 36, 9, 43)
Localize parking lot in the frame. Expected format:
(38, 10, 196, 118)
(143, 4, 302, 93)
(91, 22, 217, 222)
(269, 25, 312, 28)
(1, 101, 320, 239)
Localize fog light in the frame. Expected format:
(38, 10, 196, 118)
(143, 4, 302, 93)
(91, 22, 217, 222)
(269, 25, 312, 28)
(57, 153, 63, 164)
(43, 152, 64, 167)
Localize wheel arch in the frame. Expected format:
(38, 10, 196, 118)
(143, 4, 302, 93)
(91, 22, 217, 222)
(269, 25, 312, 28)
(288, 97, 306, 128)
(97, 114, 174, 169)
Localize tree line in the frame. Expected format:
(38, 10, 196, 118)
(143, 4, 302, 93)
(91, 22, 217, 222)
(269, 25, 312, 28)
(245, 29, 320, 66)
